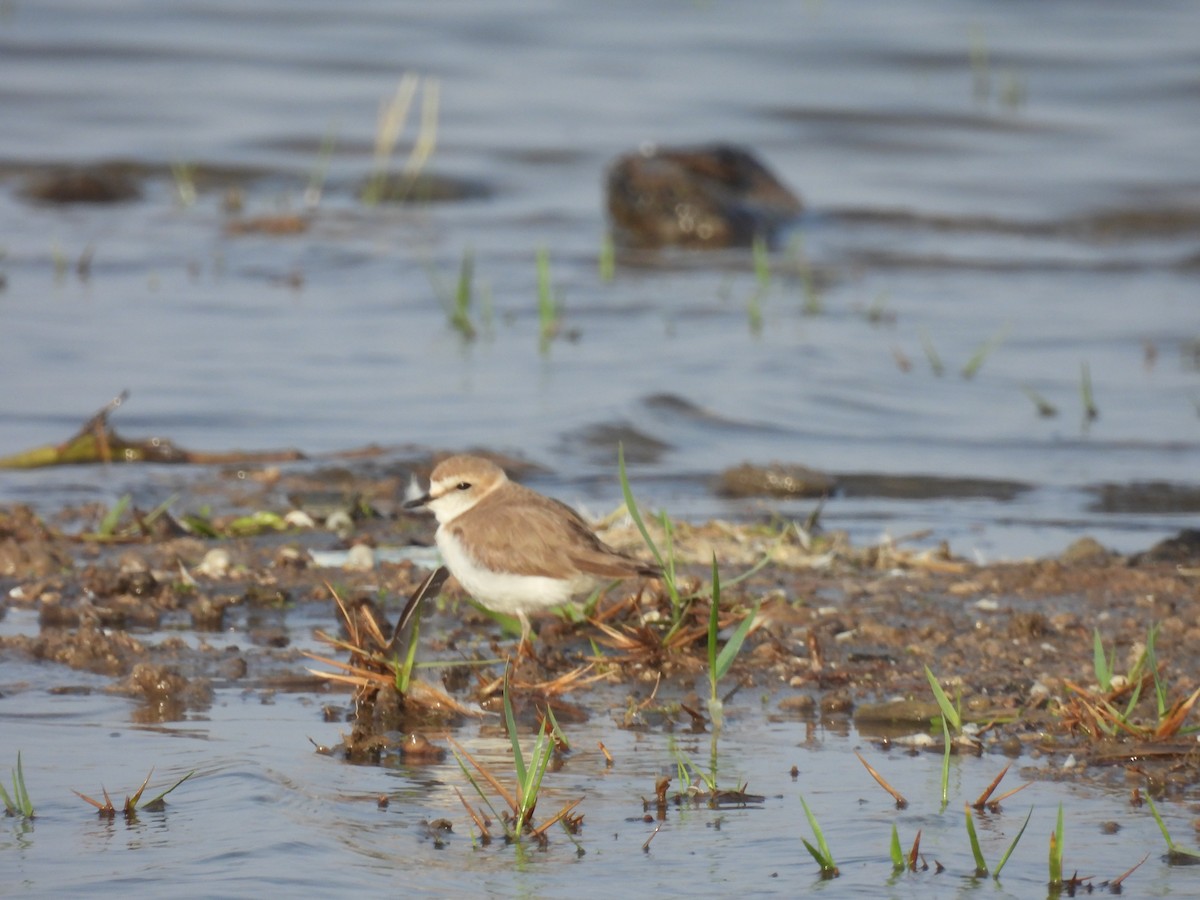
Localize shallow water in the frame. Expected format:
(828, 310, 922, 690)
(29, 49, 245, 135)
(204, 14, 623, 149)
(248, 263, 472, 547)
(2, 1, 1200, 894)
(3, 627, 1199, 898)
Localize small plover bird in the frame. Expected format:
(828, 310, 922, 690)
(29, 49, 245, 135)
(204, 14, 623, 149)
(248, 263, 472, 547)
(405, 454, 660, 644)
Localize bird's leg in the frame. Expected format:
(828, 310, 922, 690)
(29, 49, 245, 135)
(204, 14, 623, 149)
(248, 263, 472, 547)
(516, 611, 536, 661)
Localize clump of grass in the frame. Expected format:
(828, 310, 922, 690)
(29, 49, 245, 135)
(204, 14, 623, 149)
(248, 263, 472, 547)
(666, 741, 765, 808)
(361, 72, 440, 206)
(0, 752, 34, 819)
(799, 795, 839, 878)
(450, 671, 581, 844)
(1066, 622, 1200, 740)
(536, 247, 560, 352)
(87, 493, 183, 541)
(306, 571, 475, 715)
(74, 769, 194, 819)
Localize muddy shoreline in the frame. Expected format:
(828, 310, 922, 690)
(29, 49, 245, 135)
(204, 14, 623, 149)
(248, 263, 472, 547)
(2, 459, 1198, 788)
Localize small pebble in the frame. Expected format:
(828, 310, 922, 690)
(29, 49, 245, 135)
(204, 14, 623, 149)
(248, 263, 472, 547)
(194, 548, 231, 578)
(344, 544, 375, 571)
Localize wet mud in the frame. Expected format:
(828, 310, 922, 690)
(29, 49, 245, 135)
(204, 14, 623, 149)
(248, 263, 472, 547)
(2, 461, 1198, 785)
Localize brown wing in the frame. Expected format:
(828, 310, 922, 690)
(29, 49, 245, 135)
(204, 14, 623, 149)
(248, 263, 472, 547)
(454, 486, 658, 580)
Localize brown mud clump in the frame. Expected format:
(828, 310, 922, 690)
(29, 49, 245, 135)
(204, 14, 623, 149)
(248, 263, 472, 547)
(606, 143, 802, 250)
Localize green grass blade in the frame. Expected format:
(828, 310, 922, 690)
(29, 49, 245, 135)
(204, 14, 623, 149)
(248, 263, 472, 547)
(801, 837, 829, 868)
(964, 804, 988, 876)
(924, 666, 961, 732)
(396, 613, 420, 694)
(1093, 628, 1113, 692)
(536, 247, 558, 351)
(519, 725, 553, 822)
(890, 824, 904, 870)
(142, 770, 195, 810)
(451, 248, 476, 338)
(503, 673, 527, 789)
(99, 494, 131, 537)
(617, 443, 664, 571)
(752, 235, 771, 291)
(919, 329, 944, 376)
(714, 601, 760, 685)
(1080, 361, 1098, 421)
(721, 531, 784, 587)
(707, 555, 720, 701)
(939, 715, 951, 809)
(1146, 793, 1200, 859)
(961, 323, 1010, 379)
(993, 806, 1033, 879)
(1049, 802, 1064, 884)
(15, 751, 32, 816)
(658, 510, 677, 587)
(598, 232, 615, 282)
(450, 746, 506, 827)
(543, 703, 568, 752)
(799, 795, 836, 872)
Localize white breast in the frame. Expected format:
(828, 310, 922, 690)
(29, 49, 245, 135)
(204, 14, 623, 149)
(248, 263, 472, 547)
(435, 527, 594, 616)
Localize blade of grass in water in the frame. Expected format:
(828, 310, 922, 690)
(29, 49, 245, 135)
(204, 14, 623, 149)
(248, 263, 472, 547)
(799, 795, 838, 876)
(919, 329, 944, 376)
(1146, 793, 1200, 861)
(889, 824, 904, 871)
(992, 807, 1033, 880)
(1081, 361, 1099, 422)
(961, 324, 1010, 379)
(964, 804, 988, 876)
(1048, 802, 1064, 885)
(925, 666, 961, 732)
(536, 247, 559, 352)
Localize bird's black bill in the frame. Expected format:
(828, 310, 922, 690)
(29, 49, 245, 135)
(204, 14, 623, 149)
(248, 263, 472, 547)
(403, 493, 431, 509)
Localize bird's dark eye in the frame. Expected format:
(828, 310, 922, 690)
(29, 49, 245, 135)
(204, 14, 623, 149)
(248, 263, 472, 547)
(456, 481, 471, 491)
